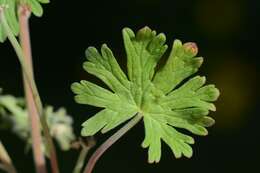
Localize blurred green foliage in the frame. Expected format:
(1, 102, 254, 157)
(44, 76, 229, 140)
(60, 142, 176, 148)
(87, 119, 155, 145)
(0, 91, 75, 153)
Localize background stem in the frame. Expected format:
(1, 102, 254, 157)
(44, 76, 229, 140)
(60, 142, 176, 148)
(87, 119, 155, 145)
(0, 141, 17, 173)
(18, 4, 59, 173)
(0, 5, 59, 173)
(73, 147, 89, 173)
(83, 113, 142, 173)
(71, 137, 95, 173)
(18, 6, 47, 173)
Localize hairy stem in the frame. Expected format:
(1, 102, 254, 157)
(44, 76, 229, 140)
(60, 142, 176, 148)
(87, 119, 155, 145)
(0, 141, 17, 173)
(18, 6, 47, 173)
(0, 6, 59, 173)
(83, 113, 142, 173)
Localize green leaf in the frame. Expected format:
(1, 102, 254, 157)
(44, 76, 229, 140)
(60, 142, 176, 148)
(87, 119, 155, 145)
(18, 0, 50, 16)
(0, 0, 49, 43)
(72, 26, 220, 163)
(19, 0, 50, 17)
(37, 0, 49, 4)
(153, 40, 203, 94)
(0, 0, 19, 42)
(27, 0, 43, 17)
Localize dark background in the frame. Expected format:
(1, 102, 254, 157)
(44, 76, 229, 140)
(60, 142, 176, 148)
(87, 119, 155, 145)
(0, 0, 259, 172)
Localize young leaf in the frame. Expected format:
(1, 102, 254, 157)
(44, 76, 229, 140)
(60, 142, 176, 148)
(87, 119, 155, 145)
(0, 0, 19, 42)
(20, 0, 50, 17)
(0, 0, 49, 43)
(71, 26, 220, 163)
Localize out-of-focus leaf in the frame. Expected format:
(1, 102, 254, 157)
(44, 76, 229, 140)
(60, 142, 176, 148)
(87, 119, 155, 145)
(0, 92, 75, 153)
(45, 106, 75, 151)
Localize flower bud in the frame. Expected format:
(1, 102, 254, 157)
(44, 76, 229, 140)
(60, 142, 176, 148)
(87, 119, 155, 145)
(183, 42, 198, 56)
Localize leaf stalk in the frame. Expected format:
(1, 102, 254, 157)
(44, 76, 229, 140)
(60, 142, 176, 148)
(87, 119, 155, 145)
(83, 113, 142, 173)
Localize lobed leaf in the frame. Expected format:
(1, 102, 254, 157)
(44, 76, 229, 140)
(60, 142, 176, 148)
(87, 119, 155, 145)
(71, 80, 118, 108)
(81, 108, 137, 136)
(153, 40, 203, 94)
(123, 27, 168, 85)
(72, 26, 220, 163)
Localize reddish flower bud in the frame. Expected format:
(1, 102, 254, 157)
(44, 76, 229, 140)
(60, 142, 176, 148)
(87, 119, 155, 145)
(183, 42, 198, 56)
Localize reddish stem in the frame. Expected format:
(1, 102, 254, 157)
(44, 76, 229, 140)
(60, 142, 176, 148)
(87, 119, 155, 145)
(18, 5, 59, 173)
(18, 5, 47, 173)
(83, 114, 142, 173)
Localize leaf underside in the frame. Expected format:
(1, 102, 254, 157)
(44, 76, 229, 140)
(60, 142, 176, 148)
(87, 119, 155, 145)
(71, 26, 220, 163)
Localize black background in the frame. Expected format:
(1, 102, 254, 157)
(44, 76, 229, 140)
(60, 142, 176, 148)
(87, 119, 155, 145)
(0, 0, 259, 173)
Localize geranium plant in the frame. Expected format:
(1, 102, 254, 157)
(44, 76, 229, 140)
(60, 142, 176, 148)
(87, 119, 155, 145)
(0, 1, 219, 173)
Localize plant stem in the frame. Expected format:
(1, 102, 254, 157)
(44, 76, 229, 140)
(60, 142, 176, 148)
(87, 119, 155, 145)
(0, 6, 59, 173)
(72, 140, 94, 173)
(73, 147, 89, 173)
(18, 6, 47, 173)
(71, 137, 95, 173)
(0, 8, 42, 113)
(83, 113, 143, 173)
(18, 4, 59, 173)
(0, 141, 17, 173)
